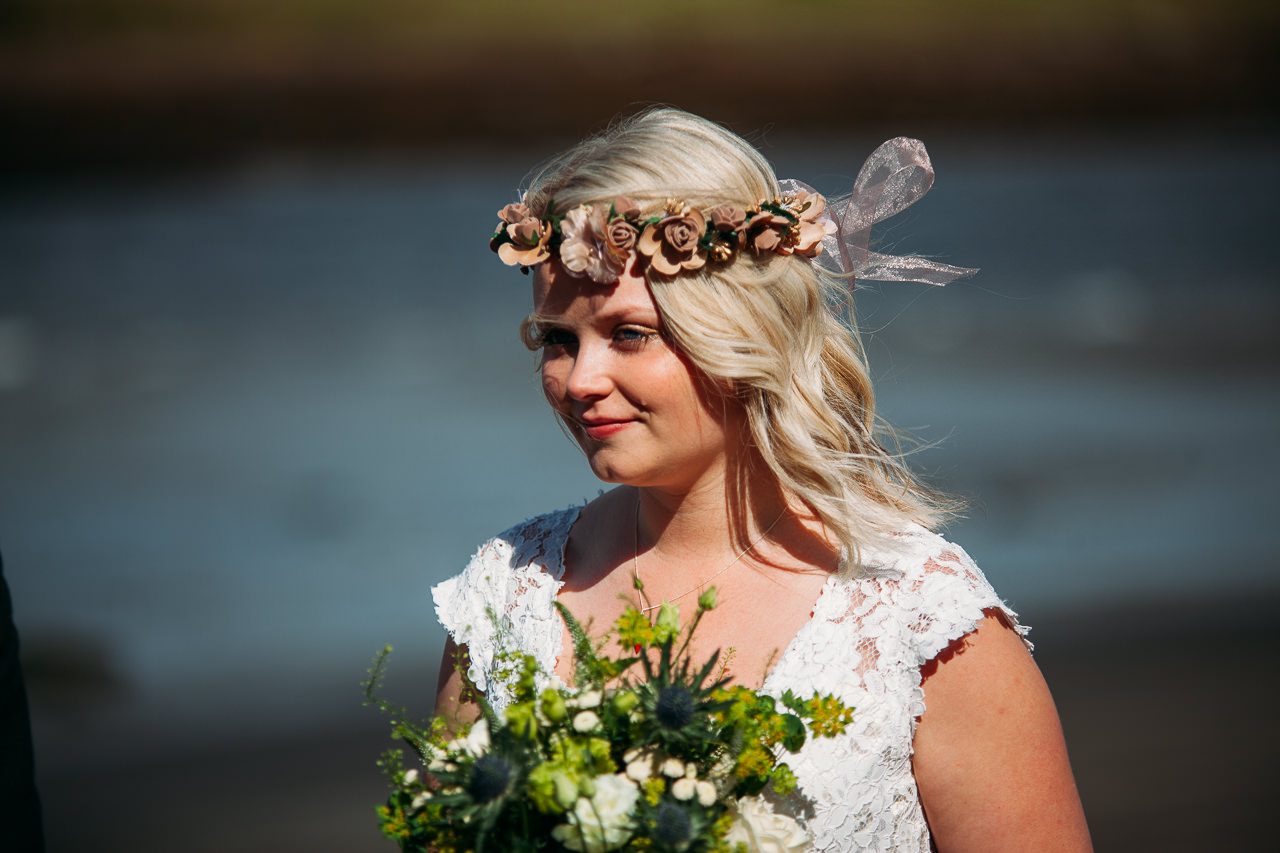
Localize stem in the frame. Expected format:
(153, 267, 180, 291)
(674, 607, 707, 664)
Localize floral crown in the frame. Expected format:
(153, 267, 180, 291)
(488, 137, 979, 288)
(489, 191, 838, 284)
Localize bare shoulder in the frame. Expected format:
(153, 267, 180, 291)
(913, 611, 1093, 852)
(561, 486, 632, 590)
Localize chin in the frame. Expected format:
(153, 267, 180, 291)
(587, 455, 692, 491)
(584, 453, 633, 485)
(579, 446, 648, 486)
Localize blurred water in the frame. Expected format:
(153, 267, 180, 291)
(1, 129, 1278, 759)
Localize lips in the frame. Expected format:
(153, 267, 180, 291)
(576, 416, 636, 439)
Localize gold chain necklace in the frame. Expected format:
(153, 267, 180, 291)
(631, 491, 788, 614)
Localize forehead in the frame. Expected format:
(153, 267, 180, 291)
(531, 261, 657, 321)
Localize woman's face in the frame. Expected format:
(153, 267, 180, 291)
(532, 261, 735, 491)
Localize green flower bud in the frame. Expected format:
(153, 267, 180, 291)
(697, 587, 718, 611)
(585, 737, 615, 772)
(552, 770, 579, 810)
(655, 602, 680, 642)
(526, 764, 573, 814)
(541, 688, 568, 723)
(611, 689, 639, 715)
(505, 701, 539, 740)
(525, 765, 557, 813)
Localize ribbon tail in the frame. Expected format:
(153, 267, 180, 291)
(855, 251, 977, 286)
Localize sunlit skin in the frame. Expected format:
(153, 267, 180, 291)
(435, 258, 1092, 851)
(531, 259, 735, 493)
(524, 259, 834, 692)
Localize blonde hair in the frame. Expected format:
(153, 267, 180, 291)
(519, 107, 966, 570)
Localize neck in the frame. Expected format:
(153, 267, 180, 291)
(631, 463, 818, 584)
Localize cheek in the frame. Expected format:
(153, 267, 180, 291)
(540, 363, 566, 405)
(654, 358, 724, 434)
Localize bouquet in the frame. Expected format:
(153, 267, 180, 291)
(364, 587, 853, 852)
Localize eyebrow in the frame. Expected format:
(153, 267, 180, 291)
(524, 306, 660, 328)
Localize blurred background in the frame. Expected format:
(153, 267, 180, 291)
(2, 1, 1277, 849)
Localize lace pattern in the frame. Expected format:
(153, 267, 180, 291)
(431, 506, 579, 696)
(430, 507, 1030, 852)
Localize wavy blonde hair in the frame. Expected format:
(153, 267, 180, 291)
(518, 107, 966, 571)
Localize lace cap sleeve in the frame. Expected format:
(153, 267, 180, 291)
(429, 506, 580, 700)
(890, 528, 1033, 668)
(430, 536, 515, 695)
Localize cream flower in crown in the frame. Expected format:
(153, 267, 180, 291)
(559, 205, 626, 284)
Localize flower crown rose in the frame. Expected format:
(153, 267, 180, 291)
(706, 204, 747, 262)
(790, 190, 838, 257)
(493, 202, 552, 267)
(743, 191, 837, 258)
(636, 202, 708, 276)
(605, 196, 642, 263)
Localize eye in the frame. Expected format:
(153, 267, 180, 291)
(614, 326, 659, 350)
(536, 327, 577, 349)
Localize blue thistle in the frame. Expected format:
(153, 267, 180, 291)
(653, 801, 693, 847)
(655, 685, 695, 729)
(467, 754, 513, 803)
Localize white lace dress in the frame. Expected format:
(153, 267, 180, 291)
(431, 504, 1031, 852)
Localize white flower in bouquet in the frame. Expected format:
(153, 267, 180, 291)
(725, 795, 810, 853)
(572, 688, 603, 709)
(661, 757, 686, 778)
(458, 712, 491, 753)
(550, 773, 640, 853)
(623, 748, 655, 782)
(572, 710, 601, 732)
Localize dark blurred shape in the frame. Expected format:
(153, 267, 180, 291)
(1, 549, 46, 853)
(1, 0, 1278, 174)
(20, 630, 126, 708)
(1033, 590, 1280, 850)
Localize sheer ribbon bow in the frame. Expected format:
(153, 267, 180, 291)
(780, 137, 976, 286)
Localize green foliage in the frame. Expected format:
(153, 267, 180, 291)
(365, 587, 855, 851)
(555, 600, 600, 687)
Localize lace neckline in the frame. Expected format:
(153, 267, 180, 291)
(544, 502, 840, 694)
(436, 504, 1026, 852)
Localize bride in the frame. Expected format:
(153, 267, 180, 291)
(432, 107, 1092, 851)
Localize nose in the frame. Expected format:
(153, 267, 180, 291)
(564, 340, 613, 402)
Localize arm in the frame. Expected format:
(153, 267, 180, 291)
(433, 636, 481, 731)
(912, 611, 1092, 852)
